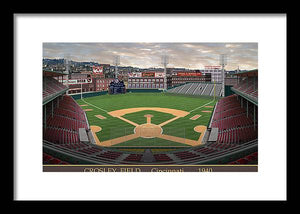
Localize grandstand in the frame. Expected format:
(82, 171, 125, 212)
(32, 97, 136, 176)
(231, 69, 258, 104)
(43, 69, 258, 166)
(167, 82, 223, 97)
(43, 73, 68, 104)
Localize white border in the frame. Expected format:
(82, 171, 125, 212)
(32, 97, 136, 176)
(15, 14, 286, 200)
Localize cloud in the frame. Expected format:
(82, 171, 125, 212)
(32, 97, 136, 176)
(43, 42, 258, 70)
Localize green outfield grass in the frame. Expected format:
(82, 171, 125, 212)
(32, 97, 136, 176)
(76, 93, 217, 146)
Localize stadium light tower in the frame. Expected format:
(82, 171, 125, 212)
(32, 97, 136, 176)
(161, 54, 169, 91)
(219, 54, 227, 97)
(114, 55, 120, 79)
(64, 54, 70, 95)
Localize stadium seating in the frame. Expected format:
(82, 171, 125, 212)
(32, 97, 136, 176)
(167, 83, 222, 97)
(44, 95, 88, 145)
(123, 154, 143, 162)
(96, 151, 123, 160)
(153, 153, 173, 162)
(43, 153, 69, 164)
(232, 77, 258, 98)
(210, 94, 258, 147)
(43, 77, 67, 99)
(174, 151, 201, 160)
(228, 151, 258, 164)
(43, 92, 257, 165)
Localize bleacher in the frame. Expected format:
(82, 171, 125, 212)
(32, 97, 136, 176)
(166, 82, 222, 97)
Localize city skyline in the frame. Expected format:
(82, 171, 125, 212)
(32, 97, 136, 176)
(43, 43, 258, 70)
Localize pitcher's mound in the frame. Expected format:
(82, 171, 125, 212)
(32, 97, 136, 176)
(134, 124, 162, 138)
(144, 114, 153, 118)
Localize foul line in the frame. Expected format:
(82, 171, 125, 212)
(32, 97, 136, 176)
(189, 99, 215, 113)
(81, 98, 108, 113)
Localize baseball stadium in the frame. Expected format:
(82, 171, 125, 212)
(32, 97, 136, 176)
(42, 67, 258, 166)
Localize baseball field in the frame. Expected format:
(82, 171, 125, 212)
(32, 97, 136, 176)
(75, 93, 218, 148)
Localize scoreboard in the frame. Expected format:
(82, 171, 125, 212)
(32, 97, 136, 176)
(128, 72, 165, 89)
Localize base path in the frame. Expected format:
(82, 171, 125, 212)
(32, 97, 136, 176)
(90, 126, 102, 145)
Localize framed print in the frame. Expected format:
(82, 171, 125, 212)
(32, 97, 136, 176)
(14, 13, 287, 201)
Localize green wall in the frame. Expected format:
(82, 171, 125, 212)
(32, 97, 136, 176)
(71, 91, 108, 100)
(225, 85, 234, 97)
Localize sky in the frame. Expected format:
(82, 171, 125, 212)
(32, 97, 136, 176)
(43, 43, 258, 70)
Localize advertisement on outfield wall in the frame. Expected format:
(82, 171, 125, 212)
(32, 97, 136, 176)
(128, 72, 142, 78)
(154, 72, 165, 78)
(129, 72, 165, 78)
(61, 79, 92, 85)
(93, 66, 103, 73)
(142, 72, 155, 77)
(176, 72, 202, 76)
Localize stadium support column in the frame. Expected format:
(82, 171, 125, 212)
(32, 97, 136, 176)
(51, 100, 53, 118)
(246, 100, 248, 118)
(254, 106, 256, 130)
(241, 97, 243, 108)
(44, 105, 46, 129)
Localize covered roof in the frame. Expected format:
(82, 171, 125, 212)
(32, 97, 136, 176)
(43, 69, 65, 77)
(234, 69, 258, 77)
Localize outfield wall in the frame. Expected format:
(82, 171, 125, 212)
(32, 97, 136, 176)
(71, 91, 108, 100)
(126, 89, 162, 93)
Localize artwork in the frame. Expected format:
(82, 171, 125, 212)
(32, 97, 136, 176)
(42, 43, 258, 172)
